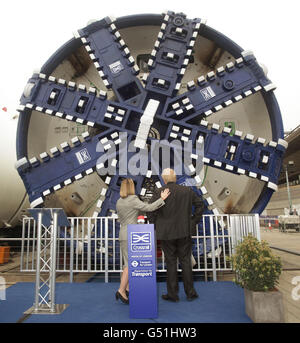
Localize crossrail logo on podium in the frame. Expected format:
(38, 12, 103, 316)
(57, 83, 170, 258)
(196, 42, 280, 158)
(130, 232, 151, 252)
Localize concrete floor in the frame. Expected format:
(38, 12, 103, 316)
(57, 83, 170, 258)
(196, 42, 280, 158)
(0, 252, 97, 289)
(260, 228, 300, 323)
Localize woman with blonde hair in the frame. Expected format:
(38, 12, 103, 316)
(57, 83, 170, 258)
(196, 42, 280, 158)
(116, 178, 170, 304)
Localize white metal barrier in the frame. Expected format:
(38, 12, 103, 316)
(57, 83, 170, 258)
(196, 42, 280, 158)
(21, 214, 260, 282)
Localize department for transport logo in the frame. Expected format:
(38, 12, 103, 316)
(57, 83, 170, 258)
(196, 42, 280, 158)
(76, 148, 91, 165)
(131, 260, 139, 268)
(130, 232, 151, 252)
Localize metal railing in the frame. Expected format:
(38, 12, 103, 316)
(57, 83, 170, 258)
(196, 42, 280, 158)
(19, 213, 260, 282)
(229, 214, 261, 250)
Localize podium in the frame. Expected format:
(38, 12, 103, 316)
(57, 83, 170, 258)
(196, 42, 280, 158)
(24, 208, 70, 315)
(127, 223, 158, 318)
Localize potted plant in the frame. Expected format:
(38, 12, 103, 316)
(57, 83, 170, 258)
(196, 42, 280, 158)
(231, 234, 285, 323)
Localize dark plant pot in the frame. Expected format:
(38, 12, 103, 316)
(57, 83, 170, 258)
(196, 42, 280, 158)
(244, 288, 285, 323)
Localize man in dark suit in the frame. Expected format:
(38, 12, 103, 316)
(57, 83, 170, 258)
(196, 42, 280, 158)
(148, 168, 204, 302)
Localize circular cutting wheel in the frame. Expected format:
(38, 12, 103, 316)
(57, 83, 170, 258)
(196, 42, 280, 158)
(15, 11, 287, 218)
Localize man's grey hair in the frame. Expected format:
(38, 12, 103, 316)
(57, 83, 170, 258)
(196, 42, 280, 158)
(162, 168, 177, 184)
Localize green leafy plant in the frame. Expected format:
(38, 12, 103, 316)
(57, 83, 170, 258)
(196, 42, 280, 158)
(230, 234, 282, 292)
